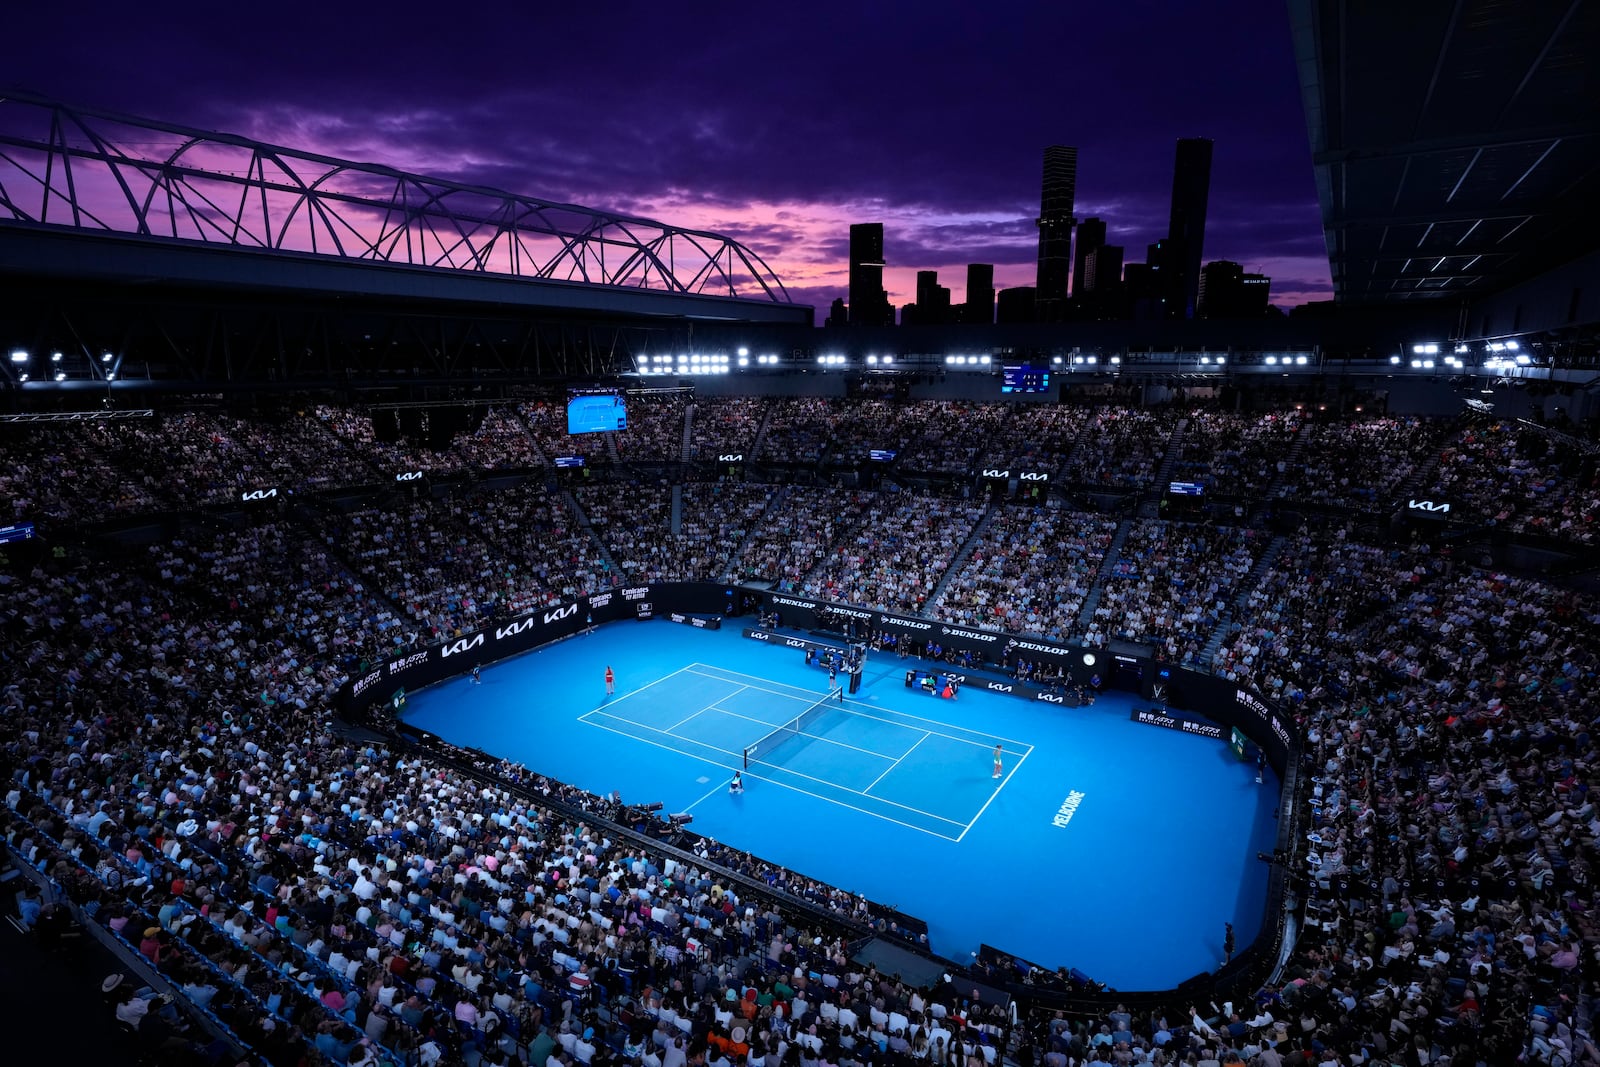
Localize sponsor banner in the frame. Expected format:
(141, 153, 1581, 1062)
(717, 453, 745, 463)
(239, 488, 279, 503)
(622, 586, 650, 601)
(1129, 707, 1224, 740)
(668, 612, 722, 630)
(1235, 687, 1293, 750)
(395, 471, 424, 482)
(351, 669, 383, 698)
(1405, 498, 1454, 520)
(979, 468, 1011, 480)
(635, 601, 654, 619)
(587, 591, 613, 610)
(1010, 638, 1074, 660)
(387, 651, 429, 675)
(770, 594, 818, 611)
(1019, 471, 1050, 482)
(938, 624, 1002, 645)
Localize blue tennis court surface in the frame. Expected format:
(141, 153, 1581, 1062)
(401, 619, 1278, 989)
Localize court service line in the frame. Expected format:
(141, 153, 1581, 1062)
(587, 664, 698, 716)
(955, 746, 1034, 844)
(667, 683, 745, 732)
(575, 715, 961, 842)
(862, 732, 930, 794)
(586, 707, 966, 826)
(701, 705, 898, 762)
(684, 659, 1036, 751)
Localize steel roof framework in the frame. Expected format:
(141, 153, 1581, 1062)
(0, 91, 793, 305)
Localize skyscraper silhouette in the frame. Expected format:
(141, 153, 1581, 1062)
(1072, 217, 1106, 299)
(1165, 137, 1213, 320)
(1034, 145, 1078, 321)
(963, 263, 995, 324)
(848, 223, 893, 327)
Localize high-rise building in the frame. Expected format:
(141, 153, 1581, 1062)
(996, 286, 1037, 324)
(963, 263, 995, 324)
(1240, 273, 1272, 318)
(1198, 260, 1272, 318)
(1034, 145, 1078, 321)
(1165, 137, 1213, 319)
(903, 270, 952, 326)
(1198, 260, 1244, 318)
(1072, 217, 1106, 299)
(1083, 244, 1123, 293)
(848, 223, 893, 327)
(826, 297, 849, 328)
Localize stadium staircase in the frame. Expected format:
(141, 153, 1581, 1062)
(1250, 421, 1312, 524)
(1200, 532, 1288, 665)
(749, 401, 776, 464)
(1140, 417, 1189, 517)
(670, 484, 683, 535)
(680, 402, 696, 463)
(513, 404, 552, 465)
(562, 489, 623, 579)
(722, 485, 788, 582)
(1074, 518, 1134, 630)
(925, 501, 998, 609)
(604, 430, 621, 464)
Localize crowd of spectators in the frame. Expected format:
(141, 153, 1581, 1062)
(1059, 407, 1178, 487)
(975, 406, 1091, 474)
(894, 402, 1013, 474)
(577, 483, 775, 584)
(687, 398, 767, 464)
(734, 487, 881, 591)
(756, 399, 836, 465)
(1168, 410, 1302, 498)
(1088, 521, 1263, 662)
(6, 398, 1600, 1067)
(615, 395, 691, 463)
(930, 507, 1119, 643)
(1422, 421, 1598, 545)
(1274, 416, 1445, 513)
(799, 493, 988, 614)
(0, 423, 165, 528)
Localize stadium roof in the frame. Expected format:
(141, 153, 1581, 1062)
(1290, 0, 1600, 305)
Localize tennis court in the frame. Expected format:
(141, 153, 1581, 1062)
(579, 663, 1033, 840)
(399, 618, 1279, 989)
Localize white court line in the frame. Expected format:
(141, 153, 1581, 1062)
(576, 714, 961, 841)
(668, 682, 744, 732)
(863, 732, 930, 794)
(688, 664, 1034, 752)
(956, 746, 1034, 844)
(584, 707, 965, 826)
(705, 705, 897, 762)
(588, 663, 698, 715)
(681, 780, 730, 814)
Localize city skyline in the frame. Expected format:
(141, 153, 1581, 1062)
(5, 1, 1334, 314)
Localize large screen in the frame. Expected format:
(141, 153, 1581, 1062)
(1001, 365, 1051, 394)
(567, 391, 627, 435)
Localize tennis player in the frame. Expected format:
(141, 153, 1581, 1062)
(605, 665, 615, 695)
(992, 743, 1003, 779)
(729, 772, 744, 795)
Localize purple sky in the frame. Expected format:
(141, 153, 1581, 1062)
(9, 1, 1332, 312)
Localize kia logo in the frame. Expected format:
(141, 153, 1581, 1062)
(442, 634, 485, 658)
(542, 603, 579, 624)
(1407, 500, 1451, 513)
(981, 469, 1009, 479)
(240, 489, 278, 501)
(1019, 472, 1048, 481)
(988, 683, 1013, 693)
(396, 471, 423, 482)
(494, 618, 539, 640)
(750, 632, 770, 641)
(717, 454, 744, 462)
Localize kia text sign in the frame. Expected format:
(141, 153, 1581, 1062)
(1406, 499, 1454, 520)
(239, 488, 279, 502)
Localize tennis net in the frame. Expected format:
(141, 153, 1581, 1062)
(743, 686, 844, 769)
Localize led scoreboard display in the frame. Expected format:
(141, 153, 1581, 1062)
(1001, 365, 1051, 394)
